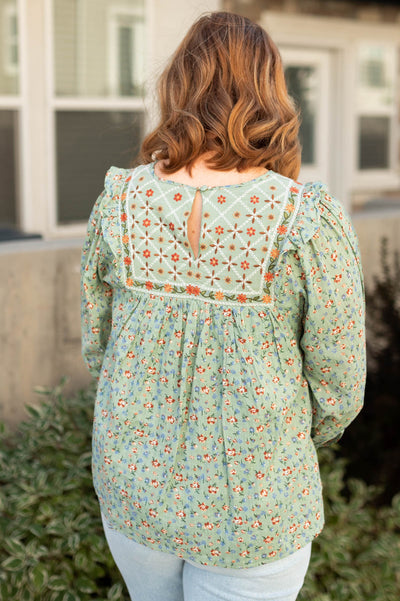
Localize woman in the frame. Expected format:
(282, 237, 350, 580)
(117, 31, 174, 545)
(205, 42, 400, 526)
(80, 11, 366, 601)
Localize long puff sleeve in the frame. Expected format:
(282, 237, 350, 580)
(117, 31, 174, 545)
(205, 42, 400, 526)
(80, 188, 113, 381)
(301, 185, 366, 447)
(276, 183, 367, 448)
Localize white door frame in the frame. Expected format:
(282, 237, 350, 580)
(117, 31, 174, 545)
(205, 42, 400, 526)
(281, 47, 333, 186)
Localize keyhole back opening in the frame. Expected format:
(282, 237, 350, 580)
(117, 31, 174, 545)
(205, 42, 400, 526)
(186, 189, 203, 260)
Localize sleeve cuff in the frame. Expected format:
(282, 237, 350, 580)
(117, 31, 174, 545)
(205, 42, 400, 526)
(312, 430, 344, 449)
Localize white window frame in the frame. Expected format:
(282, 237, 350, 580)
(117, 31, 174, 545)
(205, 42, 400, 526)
(352, 41, 398, 189)
(260, 11, 400, 208)
(45, 0, 153, 239)
(0, 0, 29, 232)
(280, 47, 333, 185)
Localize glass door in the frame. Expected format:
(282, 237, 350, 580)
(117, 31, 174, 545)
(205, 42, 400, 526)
(281, 48, 332, 184)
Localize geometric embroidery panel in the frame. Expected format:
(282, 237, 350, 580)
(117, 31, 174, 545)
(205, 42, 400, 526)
(119, 163, 303, 306)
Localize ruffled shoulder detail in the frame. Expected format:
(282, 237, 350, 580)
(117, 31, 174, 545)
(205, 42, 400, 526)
(98, 167, 133, 281)
(280, 181, 331, 253)
(101, 166, 133, 210)
(278, 180, 364, 292)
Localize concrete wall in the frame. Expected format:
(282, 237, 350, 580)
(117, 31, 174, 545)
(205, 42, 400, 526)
(0, 238, 87, 429)
(353, 212, 400, 289)
(1, 214, 399, 428)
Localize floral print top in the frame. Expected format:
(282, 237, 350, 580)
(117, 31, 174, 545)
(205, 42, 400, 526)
(80, 162, 366, 568)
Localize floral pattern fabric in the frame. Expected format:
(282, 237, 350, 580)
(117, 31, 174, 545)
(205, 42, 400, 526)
(80, 162, 366, 568)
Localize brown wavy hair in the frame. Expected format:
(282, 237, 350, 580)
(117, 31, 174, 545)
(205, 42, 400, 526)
(139, 11, 301, 179)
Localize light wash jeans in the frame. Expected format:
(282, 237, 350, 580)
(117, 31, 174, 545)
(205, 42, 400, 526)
(101, 513, 312, 601)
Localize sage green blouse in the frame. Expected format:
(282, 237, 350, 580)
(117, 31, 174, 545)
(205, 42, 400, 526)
(80, 162, 366, 568)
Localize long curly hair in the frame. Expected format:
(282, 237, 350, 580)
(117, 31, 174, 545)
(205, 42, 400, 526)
(139, 11, 301, 179)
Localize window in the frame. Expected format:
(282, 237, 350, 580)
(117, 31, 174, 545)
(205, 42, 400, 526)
(356, 44, 397, 173)
(285, 65, 316, 165)
(3, 3, 18, 76)
(358, 116, 390, 170)
(0, 0, 20, 230)
(51, 0, 146, 227)
(109, 8, 145, 97)
(282, 48, 332, 185)
(56, 111, 142, 223)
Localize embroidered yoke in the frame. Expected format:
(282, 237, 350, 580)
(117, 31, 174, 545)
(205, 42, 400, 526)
(80, 162, 366, 568)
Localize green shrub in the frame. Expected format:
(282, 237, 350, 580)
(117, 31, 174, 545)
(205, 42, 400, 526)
(0, 378, 129, 601)
(0, 379, 399, 600)
(298, 450, 400, 601)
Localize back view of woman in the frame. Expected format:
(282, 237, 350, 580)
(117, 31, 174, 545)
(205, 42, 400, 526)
(80, 11, 366, 601)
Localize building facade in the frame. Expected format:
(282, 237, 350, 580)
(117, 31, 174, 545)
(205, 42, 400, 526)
(227, 0, 400, 212)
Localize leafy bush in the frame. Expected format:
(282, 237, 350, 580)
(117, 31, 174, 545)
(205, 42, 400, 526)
(338, 237, 400, 505)
(0, 378, 130, 601)
(0, 379, 399, 600)
(299, 450, 400, 601)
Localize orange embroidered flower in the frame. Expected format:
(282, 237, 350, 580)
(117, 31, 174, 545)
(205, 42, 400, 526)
(277, 225, 287, 235)
(215, 225, 224, 235)
(290, 186, 299, 193)
(215, 291, 224, 300)
(264, 272, 274, 282)
(238, 294, 247, 303)
(122, 235, 129, 244)
(262, 295, 272, 304)
(145, 281, 153, 290)
(186, 284, 200, 295)
(124, 257, 132, 265)
(164, 283, 172, 292)
(126, 278, 134, 287)
(121, 213, 127, 222)
(217, 195, 226, 204)
(146, 189, 154, 197)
